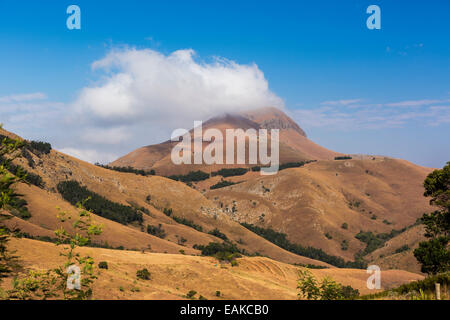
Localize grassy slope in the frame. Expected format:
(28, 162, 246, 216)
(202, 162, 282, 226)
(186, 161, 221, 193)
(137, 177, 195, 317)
(1, 128, 330, 267)
(3, 238, 424, 300)
(206, 158, 432, 266)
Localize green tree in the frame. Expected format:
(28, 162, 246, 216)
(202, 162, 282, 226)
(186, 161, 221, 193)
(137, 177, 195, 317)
(0, 137, 26, 285)
(414, 162, 450, 274)
(7, 200, 103, 300)
(297, 269, 358, 300)
(297, 269, 320, 300)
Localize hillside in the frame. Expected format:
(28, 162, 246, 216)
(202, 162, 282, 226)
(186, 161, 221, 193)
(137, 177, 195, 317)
(205, 158, 432, 268)
(0, 128, 330, 267)
(2, 238, 423, 299)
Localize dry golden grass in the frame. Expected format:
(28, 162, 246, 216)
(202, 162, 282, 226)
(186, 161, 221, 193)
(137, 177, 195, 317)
(2, 238, 423, 300)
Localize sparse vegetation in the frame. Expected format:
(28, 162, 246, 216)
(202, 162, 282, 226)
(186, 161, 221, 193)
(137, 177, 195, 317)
(394, 245, 410, 254)
(341, 240, 349, 251)
(147, 224, 166, 239)
(240, 223, 366, 268)
(171, 215, 203, 232)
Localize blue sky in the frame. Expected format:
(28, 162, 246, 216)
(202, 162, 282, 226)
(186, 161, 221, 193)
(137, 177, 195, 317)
(0, 0, 449, 167)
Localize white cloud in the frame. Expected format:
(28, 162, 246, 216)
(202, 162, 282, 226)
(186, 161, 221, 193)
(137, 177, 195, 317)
(385, 99, 449, 107)
(80, 127, 131, 144)
(72, 48, 283, 128)
(58, 147, 118, 164)
(0, 92, 47, 103)
(320, 99, 362, 106)
(2, 48, 284, 164)
(292, 102, 450, 131)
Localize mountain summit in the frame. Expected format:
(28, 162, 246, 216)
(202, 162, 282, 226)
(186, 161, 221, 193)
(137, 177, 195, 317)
(110, 107, 339, 175)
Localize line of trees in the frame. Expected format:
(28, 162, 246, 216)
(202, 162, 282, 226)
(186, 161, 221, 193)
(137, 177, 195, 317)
(96, 164, 155, 176)
(57, 180, 143, 225)
(240, 223, 366, 268)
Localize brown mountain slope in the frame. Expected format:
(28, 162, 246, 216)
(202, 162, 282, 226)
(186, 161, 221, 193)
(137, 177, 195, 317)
(4, 238, 423, 299)
(205, 158, 433, 263)
(110, 107, 339, 175)
(366, 224, 427, 274)
(0, 128, 330, 267)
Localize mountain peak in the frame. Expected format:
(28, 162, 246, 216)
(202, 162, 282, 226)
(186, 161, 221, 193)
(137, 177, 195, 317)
(239, 107, 307, 137)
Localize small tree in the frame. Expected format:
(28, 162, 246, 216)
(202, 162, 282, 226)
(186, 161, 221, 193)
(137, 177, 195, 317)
(414, 162, 450, 274)
(136, 268, 151, 280)
(297, 269, 320, 300)
(297, 269, 355, 300)
(8, 200, 103, 300)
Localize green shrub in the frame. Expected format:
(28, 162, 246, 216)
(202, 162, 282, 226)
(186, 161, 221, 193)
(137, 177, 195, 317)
(172, 215, 203, 232)
(341, 223, 348, 230)
(210, 180, 236, 190)
(186, 290, 197, 299)
(136, 268, 151, 280)
(208, 228, 228, 241)
(28, 140, 52, 154)
(194, 241, 242, 262)
(279, 162, 307, 171)
(163, 208, 173, 217)
(147, 224, 166, 239)
(394, 245, 410, 254)
(98, 261, 108, 269)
